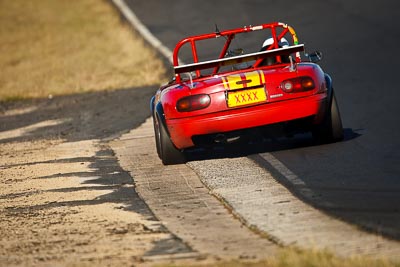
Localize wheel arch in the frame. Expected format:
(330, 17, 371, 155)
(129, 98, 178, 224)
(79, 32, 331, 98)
(154, 102, 168, 134)
(150, 96, 156, 114)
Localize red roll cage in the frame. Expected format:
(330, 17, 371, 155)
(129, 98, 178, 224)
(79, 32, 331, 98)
(172, 22, 303, 82)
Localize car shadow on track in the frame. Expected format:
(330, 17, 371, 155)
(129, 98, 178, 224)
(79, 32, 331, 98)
(184, 128, 361, 162)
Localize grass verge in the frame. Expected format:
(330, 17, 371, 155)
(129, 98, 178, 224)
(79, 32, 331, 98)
(0, 0, 166, 101)
(160, 247, 399, 267)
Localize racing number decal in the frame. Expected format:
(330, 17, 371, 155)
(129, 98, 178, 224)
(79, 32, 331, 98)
(222, 71, 265, 90)
(222, 74, 242, 90)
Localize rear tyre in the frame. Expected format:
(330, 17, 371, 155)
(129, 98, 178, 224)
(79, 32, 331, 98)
(153, 115, 162, 158)
(154, 114, 186, 165)
(313, 90, 344, 143)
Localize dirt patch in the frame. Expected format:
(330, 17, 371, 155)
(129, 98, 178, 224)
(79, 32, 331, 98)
(0, 89, 194, 266)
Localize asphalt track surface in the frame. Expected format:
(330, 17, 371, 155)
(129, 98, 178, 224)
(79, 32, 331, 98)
(124, 1, 400, 240)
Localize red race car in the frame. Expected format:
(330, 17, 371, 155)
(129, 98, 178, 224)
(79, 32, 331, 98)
(151, 22, 343, 165)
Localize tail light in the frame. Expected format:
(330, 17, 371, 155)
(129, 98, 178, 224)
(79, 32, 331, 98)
(280, 76, 315, 93)
(176, 94, 211, 112)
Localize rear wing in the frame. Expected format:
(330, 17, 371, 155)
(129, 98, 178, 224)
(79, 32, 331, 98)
(172, 22, 302, 82)
(174, 44, 304, 74)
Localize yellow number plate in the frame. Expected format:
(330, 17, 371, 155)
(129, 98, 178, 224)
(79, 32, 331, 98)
(227, 87, 267, 108)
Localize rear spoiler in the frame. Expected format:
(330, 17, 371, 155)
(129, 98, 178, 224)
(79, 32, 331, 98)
(174, 44, 304, 74)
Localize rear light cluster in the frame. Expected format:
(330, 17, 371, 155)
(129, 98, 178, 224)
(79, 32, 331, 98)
(176, 94, 211, 112)
(280, 76, 315, 93)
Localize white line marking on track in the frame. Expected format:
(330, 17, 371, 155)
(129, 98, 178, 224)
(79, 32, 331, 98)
(259, 152, 306, 186)
(111, 0, 174, 64)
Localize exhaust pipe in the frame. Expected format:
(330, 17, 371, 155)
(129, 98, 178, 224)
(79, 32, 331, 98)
(214, 134, 227, 144)
(214, 134, 241, 144)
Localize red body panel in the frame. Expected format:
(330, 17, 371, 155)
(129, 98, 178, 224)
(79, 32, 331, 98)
(167, 93, 327, 148)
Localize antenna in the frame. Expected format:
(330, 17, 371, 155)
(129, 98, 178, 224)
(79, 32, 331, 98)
(215, 23, 221, 36)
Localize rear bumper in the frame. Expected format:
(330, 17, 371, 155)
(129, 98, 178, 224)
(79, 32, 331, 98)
(167, 94, 327, 149)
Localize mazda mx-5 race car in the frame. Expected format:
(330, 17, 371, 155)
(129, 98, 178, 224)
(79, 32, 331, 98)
(151, 22, 343, 165)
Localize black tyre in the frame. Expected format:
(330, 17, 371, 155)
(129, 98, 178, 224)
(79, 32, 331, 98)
(313, 90, 344, 143)
(153, 115, 162, 158)
(154, 114, 186, 165)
